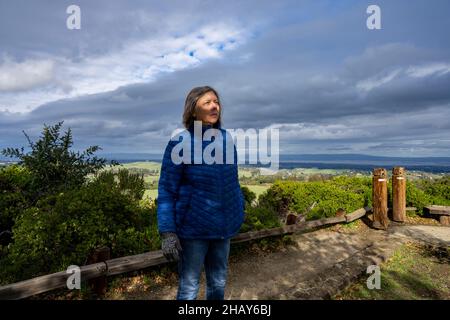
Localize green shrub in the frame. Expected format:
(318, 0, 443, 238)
(0, 165, 32, 232)
(405, 181, 433, 215)
(329, 176, 372, 207)
(0, 122, 155, 284)
(258, 177, 369, 221)
(0, 170, 158, 284)
(240, 206, 280, 233)
(240, 186, 256, 209)
(414, 176, 450, 207)
(257, 175, 450, 220)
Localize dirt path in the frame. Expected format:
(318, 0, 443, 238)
(133, 224, 450, 300)
(388, 225, 450, 246)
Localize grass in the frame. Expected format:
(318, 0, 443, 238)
(334, 242, 450, 300)
(120, 161, 162, 170)
(238, 168, 255, 178)
(243, 184, 271, 200)
(143, 175, 159, 184)
(143, 189, 158, 202)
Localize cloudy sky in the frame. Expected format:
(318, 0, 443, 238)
(1, 0, 450, 158)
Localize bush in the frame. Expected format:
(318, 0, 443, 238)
(256, 175, 450, 221)
(403, 181, 432, 215)
(0, 170, 158, 284)
(414, 176, 450, 207)
(240, 206, 280, 233)
(240, 186, 256, 209)
(258, 177, 369, 221)
(329, 176, 372, 207)
(0, 165, 32, 233)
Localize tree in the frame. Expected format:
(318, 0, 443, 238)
(1, 121, 118, 203)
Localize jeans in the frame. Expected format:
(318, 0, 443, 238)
(176, 238, 231, 300)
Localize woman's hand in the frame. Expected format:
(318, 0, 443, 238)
(160, 232, 183, 262)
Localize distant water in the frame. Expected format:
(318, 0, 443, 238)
(274, 162, 450, 173)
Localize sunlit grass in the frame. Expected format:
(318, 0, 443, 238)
(334, 242, 450, 300)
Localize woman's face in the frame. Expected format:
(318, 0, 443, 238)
(194, 91, 220, 125)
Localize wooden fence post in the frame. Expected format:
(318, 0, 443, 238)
(392, 167, 406, 222)
(372, 168, 389, 230)
(86, 246, 110, 297)
(286, 212, 298, 225)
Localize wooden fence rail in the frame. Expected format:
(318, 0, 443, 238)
(0, 207, 371, 300)
(425, 205, 450, 225)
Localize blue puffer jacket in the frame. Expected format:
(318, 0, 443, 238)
(157, 123, 245, 240)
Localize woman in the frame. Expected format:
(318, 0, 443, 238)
(157, 86, 245, 300)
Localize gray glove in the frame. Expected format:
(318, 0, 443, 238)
(161, 232, 182, 262)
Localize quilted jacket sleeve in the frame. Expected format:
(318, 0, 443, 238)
(157, 139, 184, 234)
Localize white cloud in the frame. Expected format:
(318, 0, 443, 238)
(0, 57, 55, 92)
(354, 61, 450, 93)
(356, 68, 401, 92)
(406, 62, 450, 78)
(0, 23, 249, 113)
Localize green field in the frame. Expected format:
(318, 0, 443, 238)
(119, 161, 162, 171)
(243, 184, 271, 200)
(238, 169, 255, 178)
(143, 175, 159, 184)
(143, 189, 158, 202)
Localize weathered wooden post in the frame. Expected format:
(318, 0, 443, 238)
(392, 167, 406, 222)
(286, 212, 297, 225)
(86, 246, 110, 296)
(372, 168, 389, 229)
